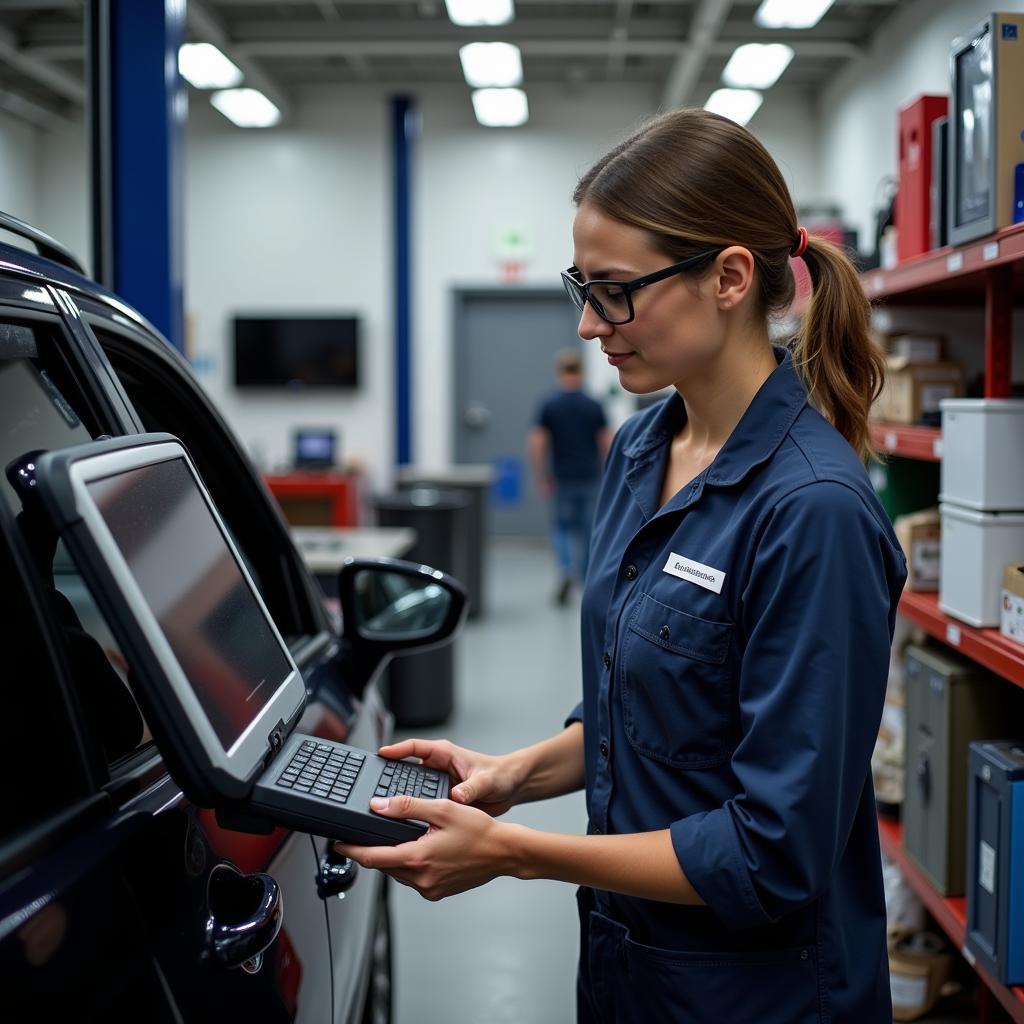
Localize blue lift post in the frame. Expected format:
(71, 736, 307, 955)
(392, 96, 416, 466)
(88, 0, 186, 353)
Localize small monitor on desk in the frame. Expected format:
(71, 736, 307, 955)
(293, 428, 337, 470)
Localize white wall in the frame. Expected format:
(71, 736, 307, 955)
(818, 0, 1024, 250)
(0, 111, 39, 229)
(37, 123, 90, 277)
(180, 81, 822, 477)
(413, 82, 822, 465)
(184, 89, 391, 492)
(6, 79, 820, 486)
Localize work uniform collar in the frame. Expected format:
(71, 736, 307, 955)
(622, 346, 808, 515)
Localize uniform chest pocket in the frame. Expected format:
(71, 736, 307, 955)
(620, 593, 735, 769)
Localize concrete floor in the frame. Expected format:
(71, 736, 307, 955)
(392, 538, 586, 1024)
(389, 539, 991, 1024)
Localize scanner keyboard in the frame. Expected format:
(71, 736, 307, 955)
(276, 740, 365, 804)
(374, 760, 443, 800)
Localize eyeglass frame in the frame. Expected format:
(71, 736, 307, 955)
(560, 249, 724, 325)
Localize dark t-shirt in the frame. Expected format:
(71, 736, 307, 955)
(536, 389, 608, 481)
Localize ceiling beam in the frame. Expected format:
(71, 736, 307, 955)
(0, 87, 74, 131)
(315, 1, 342, 20)
(0, 25, 85, 105)
(662, 0, 733, 110)
(186, 0, 291, 118)
(607, 0, 634, 80)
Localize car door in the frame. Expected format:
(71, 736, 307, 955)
(74, 295, 390, 1022)
(0, 280, 335, 1023)
(0, 297, 178, 1022)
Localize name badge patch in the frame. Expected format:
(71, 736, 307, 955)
(662, 552, 726, 594)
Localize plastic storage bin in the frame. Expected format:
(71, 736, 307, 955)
(966, 741, 1024, 985)
(939, 504, 1024, 627)
(940, 399, 1024, 511)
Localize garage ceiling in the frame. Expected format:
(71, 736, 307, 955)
(0, 0, 906, 130)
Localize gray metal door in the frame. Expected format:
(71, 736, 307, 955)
(453, 289, 582, 537)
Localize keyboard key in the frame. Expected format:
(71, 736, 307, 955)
(329, 792, 347, 803)
(294, 784, 312, 793)
(277, 778, 294, 788)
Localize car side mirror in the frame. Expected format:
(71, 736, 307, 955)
(335, 557, 468, 693)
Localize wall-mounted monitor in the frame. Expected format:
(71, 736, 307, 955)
(233, 315, 359, 390)
(948, 13, 1024, 246)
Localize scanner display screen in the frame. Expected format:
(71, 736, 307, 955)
(87, 457, 291, 750)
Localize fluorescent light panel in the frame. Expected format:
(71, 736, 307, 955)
(722, 43, 793, 89)
(704, 88, 763, 127)
(471, 87, 528, 127)
(178, 42, 243, 89)
(446, 0, 514, 26)
(754, 0, 836, 29)
(459, 42, 523, 88)
(210, 88, 281, 128)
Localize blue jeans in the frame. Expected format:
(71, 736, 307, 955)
(552, 478, 599, 582)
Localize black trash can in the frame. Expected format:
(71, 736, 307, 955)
(397, 466, 493, 619)
(374, 488, 470, 727)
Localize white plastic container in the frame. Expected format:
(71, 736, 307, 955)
(940, 399, 1024, 511)
(939, 504, 1024, 627)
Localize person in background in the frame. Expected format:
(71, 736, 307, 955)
(528, 349, 611, 604)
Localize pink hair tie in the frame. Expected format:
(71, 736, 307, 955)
(791, 226, 808, 259)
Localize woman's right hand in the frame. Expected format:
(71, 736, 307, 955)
(377, 738, 522, 817)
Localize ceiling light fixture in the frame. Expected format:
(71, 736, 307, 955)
(722, 43, 794, 89)
(445, 0, 514, 27)
(178, 42, 243, 89)
(754, 0, 836, 29)
(471, 87, 528, 127)
(459, 42, 523, 88)
(210, 88, 281, 128)
(704, 88, 763, 126)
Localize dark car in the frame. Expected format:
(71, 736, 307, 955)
(0, 213, 453, 1023)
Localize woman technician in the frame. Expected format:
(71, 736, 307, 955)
(336, 109, 907, 1023)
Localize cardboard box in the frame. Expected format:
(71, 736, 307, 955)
(891, 334, 944, 363)
(895, 509, 941, 592)
(1001, 564, 1024, 646)
(888, 929, 953, 1021)
(873, 358, 963, 425)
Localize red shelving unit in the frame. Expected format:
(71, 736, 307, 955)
(870, 423, 942, 461)
(861, 222, 1023, 400)
(898, 591, 1024, 692)
(864, 224, 1024, 1018)
(878, 817, 1024, 1022)
(862, 222, 1024, 305)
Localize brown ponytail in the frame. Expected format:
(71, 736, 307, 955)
(574, 108, 884, 462)
(797, 236, 885, 461)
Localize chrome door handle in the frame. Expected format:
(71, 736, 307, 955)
(203, 863, 282, 972)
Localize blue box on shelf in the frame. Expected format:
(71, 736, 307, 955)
(965, 740, 1024, 985)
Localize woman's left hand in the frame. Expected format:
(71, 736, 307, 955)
(333, 795, 518, 901)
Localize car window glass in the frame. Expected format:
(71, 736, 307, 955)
(0, 508, 92, 837)
(0, 320, 153, 766)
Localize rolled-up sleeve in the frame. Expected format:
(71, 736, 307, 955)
(671, 480, 905, 930)
(564, 701, 584, 727)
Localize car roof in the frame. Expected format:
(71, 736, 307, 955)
(0, 237, 162, 342)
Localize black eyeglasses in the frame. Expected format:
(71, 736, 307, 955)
(560, 250, 723, 325)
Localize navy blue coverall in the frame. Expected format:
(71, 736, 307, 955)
(568, 348, 907, 1023)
